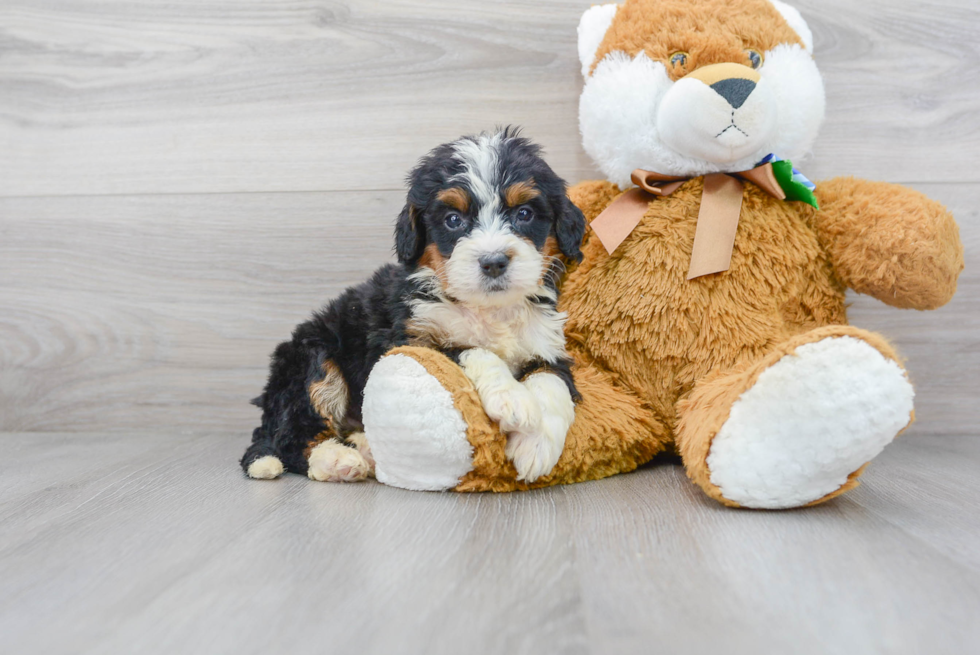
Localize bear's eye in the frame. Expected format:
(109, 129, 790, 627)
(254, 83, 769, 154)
(445, 213, 464, 229)
(669, 52, 689, 69)
(746, 49, 764, 69)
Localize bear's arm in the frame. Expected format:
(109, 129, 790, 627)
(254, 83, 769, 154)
(569, 180, 621, 224)
(808, 177, 964, 310)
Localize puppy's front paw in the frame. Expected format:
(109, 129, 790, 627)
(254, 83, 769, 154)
(482, 385, 542, 433)
(459, 348, 541, 432)
(506, 430, 563, 483)
(505, 373, 576, 483)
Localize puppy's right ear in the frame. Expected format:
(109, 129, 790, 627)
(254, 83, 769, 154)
(395, 203, 426, 267)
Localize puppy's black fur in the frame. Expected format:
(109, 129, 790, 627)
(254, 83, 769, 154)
(241, 128, 586, 477)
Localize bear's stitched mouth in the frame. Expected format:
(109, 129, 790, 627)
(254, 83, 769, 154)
(716, 112, 749, 139)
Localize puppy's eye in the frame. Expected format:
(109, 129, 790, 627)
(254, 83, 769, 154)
(445, 213, 464, 229)
(516, 207, 534, 222)
(746, 49, 763, 69)
(669, 52, 689, 69)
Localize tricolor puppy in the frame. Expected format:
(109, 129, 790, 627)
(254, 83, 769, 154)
(241, 128, 586, 484)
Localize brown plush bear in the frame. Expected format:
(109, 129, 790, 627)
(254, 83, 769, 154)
(360, 0, 964, 508)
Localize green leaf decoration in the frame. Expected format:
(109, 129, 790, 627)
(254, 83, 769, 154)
(771, 159, 819, 209)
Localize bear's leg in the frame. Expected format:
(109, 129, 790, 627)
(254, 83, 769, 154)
(362, 347, 669, 492)
(676, 326, 915, 509)
(361, 347, 480, 491)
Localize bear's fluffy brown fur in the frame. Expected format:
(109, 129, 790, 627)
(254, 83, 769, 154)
(363, 0, 964, 507)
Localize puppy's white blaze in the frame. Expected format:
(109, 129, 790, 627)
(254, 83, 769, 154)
(507, 373, 575, 482)
(452, 132, 504, 207)
(476, 197, 503, 232)
(581, 43, 824, 184)
(409, 270, 567, 372)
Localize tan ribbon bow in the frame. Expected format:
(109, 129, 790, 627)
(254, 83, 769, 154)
(590, 164, 786, 280)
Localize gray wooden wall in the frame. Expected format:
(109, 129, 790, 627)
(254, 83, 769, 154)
(1, 0, 977, 437)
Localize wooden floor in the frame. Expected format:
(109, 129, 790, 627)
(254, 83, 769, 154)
(1, 433, 979, 654)
(2, 1, 979, 653)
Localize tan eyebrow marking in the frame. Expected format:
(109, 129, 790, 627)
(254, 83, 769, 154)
(504, 180, 540, 207)
(436, 187, 470, 213)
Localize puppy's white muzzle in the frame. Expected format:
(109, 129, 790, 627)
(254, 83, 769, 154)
(445, 221, 543, 307)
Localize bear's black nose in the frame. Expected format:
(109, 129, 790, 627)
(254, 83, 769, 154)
(710, 78, 757, 109)
(479, 253, 510, 279)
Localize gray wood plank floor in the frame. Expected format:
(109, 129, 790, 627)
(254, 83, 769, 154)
(1, 432, 978, 655)
(2, 0, 979, 652)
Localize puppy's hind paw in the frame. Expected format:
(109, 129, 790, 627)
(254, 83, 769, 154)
(247, 455, 284, 480)
(308, 440, 370, 482)
(346, 432, 376, 477)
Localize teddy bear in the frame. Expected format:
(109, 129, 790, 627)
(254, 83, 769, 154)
(358, 0, 964, 508)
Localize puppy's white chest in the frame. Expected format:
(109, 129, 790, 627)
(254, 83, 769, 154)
(410, 300, 567, 372)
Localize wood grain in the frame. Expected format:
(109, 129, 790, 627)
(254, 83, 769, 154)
(0, 190, 400, 432)
(2, 3, 977, 653)
(0, 431, 977, 654)
(1, 0, 979, 197)
(562, 440, 980, 655)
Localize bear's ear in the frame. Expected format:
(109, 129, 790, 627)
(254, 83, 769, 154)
(768, 0, 814, 53)
(578, 4, 619, 78)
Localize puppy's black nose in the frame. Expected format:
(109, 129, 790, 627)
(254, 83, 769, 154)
(479, 253, 510, 279)
(710, 78, 756, 109)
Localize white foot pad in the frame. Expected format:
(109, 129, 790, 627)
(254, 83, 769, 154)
(706, 336, 914, 509)
(362, 354, 474, 491)
(308, 440, 370, 482)
(247, 455, 284, 480)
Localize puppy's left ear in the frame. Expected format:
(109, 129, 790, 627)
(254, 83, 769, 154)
(554, 195, 586, 262)
(395, 203, 426, 266)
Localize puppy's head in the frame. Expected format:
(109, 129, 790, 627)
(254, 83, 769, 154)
(395, 128, 585, 307)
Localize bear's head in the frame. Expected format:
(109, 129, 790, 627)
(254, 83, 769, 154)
(578, 0, 825, 188)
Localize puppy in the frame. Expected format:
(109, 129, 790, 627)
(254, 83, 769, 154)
(240, 128, 586, 484)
